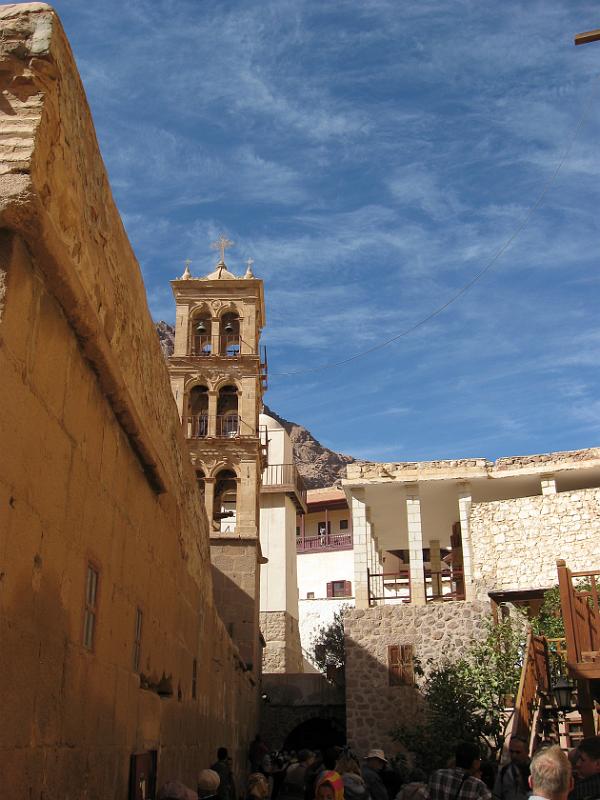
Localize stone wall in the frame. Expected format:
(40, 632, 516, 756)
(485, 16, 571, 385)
(344, 601, 490, 757)
(0, 5, 258, 796)
(470, 488, 600, 598)
(211, 539, 261, 670)
(260, 610, 303, 673)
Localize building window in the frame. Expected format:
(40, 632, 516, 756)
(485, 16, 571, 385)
(340, 519, 349, 530)
(192, 658, 198, 699)
(83, 563, 99, 650)
(133, 608, 143, 671)
(326, 580, 352, 598)
(307, 591, 315, 599)
(388, 644, 415, 686)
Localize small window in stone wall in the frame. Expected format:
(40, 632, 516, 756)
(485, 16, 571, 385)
(133, 607, 143, 672)
(307, 591, 315, 599)
(192, 658, 198, 699)
(340, 519, 349, 530)
(83, 563, 100, 651)
(327, 580, 352, 598)
(388, 644, 415, 686)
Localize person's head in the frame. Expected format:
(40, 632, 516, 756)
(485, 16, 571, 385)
(336, 751, 361, 777)
(299, 749, 315, 766)
(568, 749, 580, 781)
(158, 781, 199, 800)
(364, 749, 388, 772)
(529, 745, 572, 800)
(197, 770, 221, 800)
(217, 747, 228, 762)
(247, 773, 269, 800)
(509, 737, 530, 767)
(315, 770, 345, 800)
(455, 742, 481, 773)
(576, 737, 600, 779)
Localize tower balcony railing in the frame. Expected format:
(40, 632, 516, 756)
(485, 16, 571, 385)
(190, 334, 258, 357)
(262, 464, 307, 509)
(185, 414, 267, 441)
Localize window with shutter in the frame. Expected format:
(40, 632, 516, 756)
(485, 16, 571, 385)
(326, 582, 333, 598)
(388, 645, 402, 686)
(344, 580, 352, 596)
(388, 644, 415, 686)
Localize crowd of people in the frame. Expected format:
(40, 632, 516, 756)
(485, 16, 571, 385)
(155, 734, 600, 800)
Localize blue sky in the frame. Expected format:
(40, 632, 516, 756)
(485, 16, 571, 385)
(50, 0, 600, 461)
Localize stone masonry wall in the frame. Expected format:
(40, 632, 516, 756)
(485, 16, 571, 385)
(344, 601, 490, 757)
(470, 488, 600, 598)
(260, 611, 304, 673)
(0, 6, 258, 796)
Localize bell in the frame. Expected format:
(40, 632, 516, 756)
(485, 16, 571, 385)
(196, 320, 207, 333)
(224, 321, 235, 333)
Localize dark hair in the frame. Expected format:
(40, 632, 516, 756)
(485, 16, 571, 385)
(218, 747, 229, 761)
(455, 743, 480, 770)
(578, 737, 600, 761)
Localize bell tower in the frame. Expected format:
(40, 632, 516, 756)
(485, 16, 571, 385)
(168, 238, 268, 673)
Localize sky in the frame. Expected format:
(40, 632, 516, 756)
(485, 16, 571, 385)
(48, 0, 600, 462)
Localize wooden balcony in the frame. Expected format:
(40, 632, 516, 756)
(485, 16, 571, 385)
(261, 463, 307, 513)
(367, 567, 465, 606)
(296, 532, 353, 554)
(557, 560, 600, 680)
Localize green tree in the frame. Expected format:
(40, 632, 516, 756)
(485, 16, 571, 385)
(312, 605, 348, 673)
(391, 616, 524, 771)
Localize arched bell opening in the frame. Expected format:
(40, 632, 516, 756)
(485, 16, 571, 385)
(217, 384, 239, 437)
(187, 385, 209, 438)
(214, 469, 237, 533)
(191, 311, 212, 356)
(220, 312, 240, 356)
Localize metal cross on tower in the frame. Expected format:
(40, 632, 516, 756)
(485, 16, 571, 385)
(211, 234, 235, 264)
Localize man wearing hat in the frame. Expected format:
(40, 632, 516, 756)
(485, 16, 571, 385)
(198, 769, 221, 800)
(362, 749, 389, 800)
(157, 780, 198, 800)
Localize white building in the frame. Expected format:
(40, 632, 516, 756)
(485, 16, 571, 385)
(259, 412, 306, 672)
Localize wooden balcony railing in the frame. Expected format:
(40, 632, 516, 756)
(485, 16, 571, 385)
(368, 568, 411, 605)
(426, 568, 466, 601)
(296, 532, 353, 554)
(511, 628, 552, 741)
(557, 560, 600, 677)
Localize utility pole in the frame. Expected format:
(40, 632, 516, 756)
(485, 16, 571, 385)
(575, 29, 600, 46)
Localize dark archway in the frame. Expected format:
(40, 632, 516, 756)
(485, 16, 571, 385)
(283, 716, 345, 752)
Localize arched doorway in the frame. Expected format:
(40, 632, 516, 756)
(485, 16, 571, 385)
(283, 716, 346, 752)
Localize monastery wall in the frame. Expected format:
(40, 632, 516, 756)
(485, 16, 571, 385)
(260, 611, 303, 673)
(470, 488, 600, 598)
(0, 4, 257, 796)
(344, 601, 489, 757)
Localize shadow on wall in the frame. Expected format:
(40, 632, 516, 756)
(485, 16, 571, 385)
(345, 639, 424, 758)
(211, 561, 258, 669)
(1, 568, 131, 797)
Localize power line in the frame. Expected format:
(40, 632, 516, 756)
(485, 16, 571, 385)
(271, 80, 597, 379)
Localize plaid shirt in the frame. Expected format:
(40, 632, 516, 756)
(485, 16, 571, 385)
(429, 768, 492, 800)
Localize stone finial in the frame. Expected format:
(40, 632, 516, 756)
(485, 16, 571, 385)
(180, 259, 192, 279)
(244, 257, 254, 278)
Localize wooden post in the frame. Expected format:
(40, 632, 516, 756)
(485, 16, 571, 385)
(577, 678, 596, 737)
(557, 559, 579, 665)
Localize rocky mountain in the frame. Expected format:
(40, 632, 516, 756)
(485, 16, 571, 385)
(155, 321, 359, 488)
(262, 405, 357, 489)
(156, 320, 175, 357)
